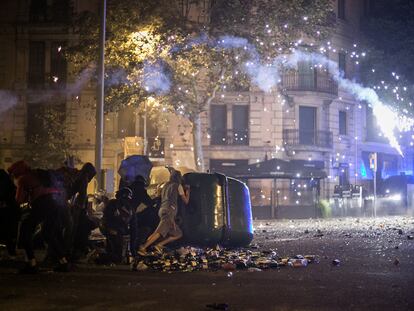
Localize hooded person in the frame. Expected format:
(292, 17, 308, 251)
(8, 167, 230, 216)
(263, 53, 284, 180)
(99, 187, 133, 264)
(119, 175, 155, 257)
(136, 167, 190, 257)
(8, 160, 70, 273)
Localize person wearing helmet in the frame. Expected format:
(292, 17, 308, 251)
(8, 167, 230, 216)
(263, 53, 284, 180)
(137, 168, 190, 256)
(99, 187, 133, 264)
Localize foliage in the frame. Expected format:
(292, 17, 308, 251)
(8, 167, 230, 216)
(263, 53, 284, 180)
(23, 106, 76, 169)
(67, 0, 335, 169)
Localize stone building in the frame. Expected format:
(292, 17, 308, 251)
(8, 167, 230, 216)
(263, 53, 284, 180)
(0, 0, 412, 217)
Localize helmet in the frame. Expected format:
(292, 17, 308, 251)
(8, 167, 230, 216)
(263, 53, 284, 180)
(115, 187, 133, 200)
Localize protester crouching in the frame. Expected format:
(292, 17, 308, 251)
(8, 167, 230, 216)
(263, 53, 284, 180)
(99, 187, 133, 264)
(7, 161, 70, 273)
(0, 169, 20, 257)
(120, 175, 154, 257)
(57, 162, 97, 260)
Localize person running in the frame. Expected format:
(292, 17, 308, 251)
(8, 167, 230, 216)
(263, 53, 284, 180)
(137, 168, 190, 256)
(8, 161, 70, 273)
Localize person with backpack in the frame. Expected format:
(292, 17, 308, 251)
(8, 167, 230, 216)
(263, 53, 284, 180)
(137, 168, 190, 256)
(0, 169, 20, 257)
(7, 160, 70, 273)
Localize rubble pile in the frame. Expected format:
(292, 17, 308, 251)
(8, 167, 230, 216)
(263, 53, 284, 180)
(132, 246, 317, 272)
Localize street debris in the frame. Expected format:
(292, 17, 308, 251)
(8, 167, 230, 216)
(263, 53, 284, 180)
(132, 245, 318, 273)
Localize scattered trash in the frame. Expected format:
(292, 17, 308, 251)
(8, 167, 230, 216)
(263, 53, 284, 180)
(288, 258, 308, 268)
(206, 303, 229, 310)
(332, 259, 341, 266)
(247, 267, 262, 272)
(407, 235, 414, 240)
(131, 245, 317, 272)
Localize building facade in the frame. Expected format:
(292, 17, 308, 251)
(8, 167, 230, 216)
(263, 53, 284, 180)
(0, 0, 411, 216)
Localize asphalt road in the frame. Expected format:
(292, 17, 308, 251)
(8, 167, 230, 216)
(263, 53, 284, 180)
(1, 216, 414, 311)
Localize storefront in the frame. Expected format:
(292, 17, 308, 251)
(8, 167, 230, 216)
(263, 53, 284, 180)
(211, 158, 327, 219)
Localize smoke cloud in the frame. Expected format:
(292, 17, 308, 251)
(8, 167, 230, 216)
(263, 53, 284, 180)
(141, 34, 412, 154)
(0, 90, 18, 114)
(141, 61, 171, 95)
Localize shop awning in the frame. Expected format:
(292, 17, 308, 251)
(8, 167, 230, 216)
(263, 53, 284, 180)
(213, 158, 327, 180)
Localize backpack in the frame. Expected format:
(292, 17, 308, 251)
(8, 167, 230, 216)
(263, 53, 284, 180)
(34, 168, 64, 189)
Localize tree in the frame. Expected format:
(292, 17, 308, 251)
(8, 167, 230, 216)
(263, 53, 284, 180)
(67, 0, 335, 171)
(23, 105, 75, 169)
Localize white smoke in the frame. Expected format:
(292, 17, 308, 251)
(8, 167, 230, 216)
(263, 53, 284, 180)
(0, 90, 18, 114)
(280, 50, 413, 155)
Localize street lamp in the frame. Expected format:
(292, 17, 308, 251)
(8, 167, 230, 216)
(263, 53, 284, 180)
(95, 0, 106, 190)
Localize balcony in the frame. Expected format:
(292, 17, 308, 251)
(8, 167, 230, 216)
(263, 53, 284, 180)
(281, 71, 338, 95)
(210, 129, 249, 146)
(283, 129, 333, 149)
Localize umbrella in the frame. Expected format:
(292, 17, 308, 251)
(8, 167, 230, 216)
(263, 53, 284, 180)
(118, 155, 153, 184)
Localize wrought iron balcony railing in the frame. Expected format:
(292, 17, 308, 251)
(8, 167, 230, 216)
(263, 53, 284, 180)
(210, 129, 249, 146)
(281, 71, 338, 95)
(283, 129, 333, 149)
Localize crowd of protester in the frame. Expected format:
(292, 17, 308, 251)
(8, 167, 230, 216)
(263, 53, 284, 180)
(0, 160, 190, 274)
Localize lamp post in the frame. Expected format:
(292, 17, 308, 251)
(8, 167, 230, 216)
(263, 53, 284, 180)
(95, 0, 106, 190)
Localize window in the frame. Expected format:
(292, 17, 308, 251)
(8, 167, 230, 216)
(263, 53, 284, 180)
(28, 42, 45, 89)
(338, 52, 346, 78)
(339, 167, 349, 186)
(210, 104, 249, 145)
(338, 0, 346, 20)
(210, 105, 227, 145)
(30, 0, 47, 22)
(117, 106, 136, 138)
(30, 0, 70, 23)
(298, 61, 316, 89)
(232, 105, 249, 145)
(339, 111, 347, 135)
(299, 106, 316, 145)
(51, 42, 67, 89)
